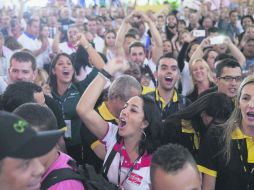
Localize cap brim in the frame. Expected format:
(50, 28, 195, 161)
(12, 130, 64, 159)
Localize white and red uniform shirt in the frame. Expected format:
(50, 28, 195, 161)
(101, 123, 151, 190)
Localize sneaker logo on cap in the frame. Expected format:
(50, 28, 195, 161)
(13, 120, 28, 133)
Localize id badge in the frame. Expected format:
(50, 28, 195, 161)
(64, 120, 72, 138)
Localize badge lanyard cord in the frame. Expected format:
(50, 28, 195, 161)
(236, 139, 254, 190)
(117, 147, 142, 187)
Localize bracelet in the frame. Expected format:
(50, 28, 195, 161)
(99, 69, 112, 80)
(84, 43, 92, 50)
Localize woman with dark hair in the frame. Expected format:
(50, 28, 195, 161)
(199, 75, 254, 190)
(49, 33, 104, 164)
(163, 92, 234, 159)
(77, 58, 163, 190)
(203, 48, 218, 74)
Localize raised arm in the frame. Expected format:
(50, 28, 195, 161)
(52, 30, 61, 54)
(76, 58, 129, 139)
(18, 0, 28, 22)
(189, 37, 210, 64)
(115, 13, 133, 56)
(32, 37, 49, 57)
(140, 11, 163, 63)
(224, 37, 246, 68)
(78, 33, 105, 70)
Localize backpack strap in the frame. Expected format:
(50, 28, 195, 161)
(101, 147, 117, 176)
(41, 167, 84, 190)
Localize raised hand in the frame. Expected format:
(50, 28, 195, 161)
(200, 37, 211, 48)
(76, 33, 89, 47)
(104, 57, 130, 75)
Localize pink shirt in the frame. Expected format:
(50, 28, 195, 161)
(41, 151, 85, 190)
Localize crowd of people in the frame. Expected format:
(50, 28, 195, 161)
(0, 0, 254, 189)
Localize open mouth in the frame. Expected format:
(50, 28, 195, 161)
(165, 76, 173, 82)
(247, 112, 254, 117)
(119, 118, 126, 128)
(62, 71, 70, 76)
(229, 88, 237, 93)
(28, 179, 41, 190)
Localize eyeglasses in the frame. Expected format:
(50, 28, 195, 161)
(218, 76, 243, 82)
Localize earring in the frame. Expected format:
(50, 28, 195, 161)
(141, 130, 146, 141)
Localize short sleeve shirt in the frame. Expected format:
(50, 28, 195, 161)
(41, 152, 84, 190)
(101, 123, 151, 190)
(198, 126, 254, 190)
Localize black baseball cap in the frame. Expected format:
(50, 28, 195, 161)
(0, 111, 63, 160)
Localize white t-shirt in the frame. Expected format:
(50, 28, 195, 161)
(59, 42, 77, 55)
(93, 35, 105, 53)
(18, 33, 48, 69)
(0, 76, 7, 95)
(0, 46, 13, 78)
(36, 38, 53, 68)
(181, 61, 192, 96)
(102, 123, 151, 190)
(18, 32, 40, 51)
(144, 58, 156, 89)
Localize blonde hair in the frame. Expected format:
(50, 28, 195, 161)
(34, 68, 49, 87)
(188, 58, 214, 93)
(222, 75, 254, 163)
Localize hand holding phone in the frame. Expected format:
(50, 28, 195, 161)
(210, 36, 225, 45)
(193, 30, 206, 37)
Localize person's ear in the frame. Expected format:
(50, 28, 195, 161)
(176, 70, 181, 81)
(154, 71, 158, 79)
(215, 75, 219, 82)
(32, 69, 38, 81)
(52, 68, 56, 75)
(141, 120, 149, 129)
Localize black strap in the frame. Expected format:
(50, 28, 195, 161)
(118, 149, 142, 186)
(41, 168, 84, 190)
(144, 64, 156, 87)
(236, 139, 254, 190)
(101, 147, 117, 176)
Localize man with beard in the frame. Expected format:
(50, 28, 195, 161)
(165, 13, 178, 40)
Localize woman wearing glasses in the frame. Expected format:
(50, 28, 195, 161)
(198, 75, 254, 190)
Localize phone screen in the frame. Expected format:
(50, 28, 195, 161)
(210, 36, 225, 45)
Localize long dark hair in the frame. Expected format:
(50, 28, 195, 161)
(165, 92, 234, 131)
(49, 53, 76, 92)
(117, 95, 163, 155)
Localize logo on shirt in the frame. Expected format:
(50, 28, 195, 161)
(128, 173, 143, 185)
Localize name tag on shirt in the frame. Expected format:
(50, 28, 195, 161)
(128, 173, 143, 185)
(64, 120, 72, 138)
